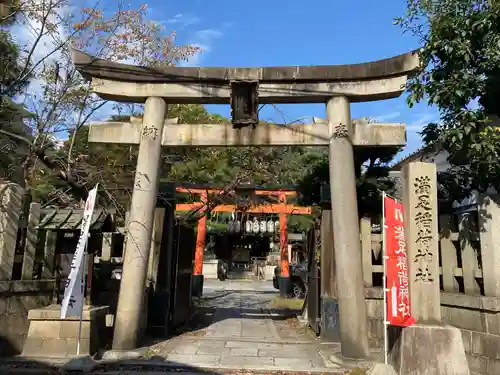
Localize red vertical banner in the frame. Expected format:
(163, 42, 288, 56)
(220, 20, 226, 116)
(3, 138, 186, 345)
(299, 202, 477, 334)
(384, 195, 416, 327)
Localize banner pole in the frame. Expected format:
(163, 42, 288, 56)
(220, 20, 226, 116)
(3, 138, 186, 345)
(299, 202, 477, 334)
(382, 191, 389, 365)
(76, 247, 86, 356)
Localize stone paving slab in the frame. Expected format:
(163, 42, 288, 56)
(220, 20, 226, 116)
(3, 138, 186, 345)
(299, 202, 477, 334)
(225, 341, 284, 350)
(219, 355, 275, 367)
(274, 357, 315, 371)
(170, 345, 200, 355)
(196, 347, 230, 356)
(145, 280, 369, 373)
(258, 348, 322, 359)
(228, 348, 258, 357)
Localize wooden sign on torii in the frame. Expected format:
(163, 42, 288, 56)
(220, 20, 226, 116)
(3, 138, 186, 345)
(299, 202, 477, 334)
(70, 47, 419, 357)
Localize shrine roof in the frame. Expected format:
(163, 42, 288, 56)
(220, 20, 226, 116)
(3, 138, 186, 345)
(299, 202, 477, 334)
(37, 207, 115, 231)
(71, 48, 420, 84)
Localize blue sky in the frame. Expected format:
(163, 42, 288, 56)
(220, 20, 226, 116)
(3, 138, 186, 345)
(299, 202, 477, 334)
(136, 0, 438, 160)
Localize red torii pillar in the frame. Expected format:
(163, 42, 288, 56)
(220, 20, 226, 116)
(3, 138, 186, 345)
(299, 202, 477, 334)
(192, 191, 207, 297)
(278, 192, 292, 297)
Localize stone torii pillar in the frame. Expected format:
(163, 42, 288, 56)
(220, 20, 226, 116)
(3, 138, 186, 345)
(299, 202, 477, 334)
(326, 96, 369, 358)
(112, 97, 167, 350)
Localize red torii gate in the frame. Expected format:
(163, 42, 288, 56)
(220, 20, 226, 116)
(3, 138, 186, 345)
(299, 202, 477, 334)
(175, 186, 312, 297)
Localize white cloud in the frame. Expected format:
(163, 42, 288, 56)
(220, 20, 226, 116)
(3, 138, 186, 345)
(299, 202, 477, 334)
(406, 112, 440, 132)
(372, 111, 401, 122)
(183, 28, 224, 67)
(194, 28, 224, 40)
(165, 13, 200, 29)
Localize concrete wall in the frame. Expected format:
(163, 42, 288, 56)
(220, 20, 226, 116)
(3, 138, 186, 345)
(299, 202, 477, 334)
(0, 280, 54, 356)
(365, 287, 500, 375)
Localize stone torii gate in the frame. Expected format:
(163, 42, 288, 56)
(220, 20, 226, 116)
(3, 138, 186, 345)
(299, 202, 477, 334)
(71, 48, 419, 358)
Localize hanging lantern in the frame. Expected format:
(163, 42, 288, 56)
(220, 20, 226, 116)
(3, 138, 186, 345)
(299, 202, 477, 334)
(267, 220, 274, 233)
(245, 220, 252, 233)
(260, 220, 266, 233)
(253, 218, 259, 233)
(228, 220, 234, 232)
(275, 220, 280, 232)
(235, 220, 241, 232)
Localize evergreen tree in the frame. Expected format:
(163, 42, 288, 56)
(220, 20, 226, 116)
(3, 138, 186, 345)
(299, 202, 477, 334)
(0, 0, 33, 184)
(397, 0, 500, 203)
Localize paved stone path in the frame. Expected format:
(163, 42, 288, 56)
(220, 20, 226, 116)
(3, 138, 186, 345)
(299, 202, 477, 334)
(0, 279, 383, 374)
(147, 279, 347, 372)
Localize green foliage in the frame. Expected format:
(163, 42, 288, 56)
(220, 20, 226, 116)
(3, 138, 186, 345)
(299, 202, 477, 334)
(298, 147, 399, 218)
(396, 0, 500, 201)
(0, 0, 33, 184)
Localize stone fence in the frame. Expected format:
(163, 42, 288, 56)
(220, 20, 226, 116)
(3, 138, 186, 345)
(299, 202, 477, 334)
(0, 280, 55, 356)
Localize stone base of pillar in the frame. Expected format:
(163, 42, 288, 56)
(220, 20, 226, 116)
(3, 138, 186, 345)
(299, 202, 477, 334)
(278, 276, 292, 298)
(320, 297, 340, 342)
(22, 304, 109, 358)
(192, 274, 204, 297)
(389, 324, 470, 375)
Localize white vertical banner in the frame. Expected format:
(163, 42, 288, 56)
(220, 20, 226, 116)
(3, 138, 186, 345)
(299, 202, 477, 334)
(60, 184, 99, 319)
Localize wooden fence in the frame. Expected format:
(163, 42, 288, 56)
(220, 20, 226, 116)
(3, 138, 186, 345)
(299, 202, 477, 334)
(361, 204, 500, 297)
(3, 178, 500, 300)
(2, 201, 124, 285)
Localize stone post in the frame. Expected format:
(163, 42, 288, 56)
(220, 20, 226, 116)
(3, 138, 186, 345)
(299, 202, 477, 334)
(390, 161, 470, 375)
(101, 233, 113, 262)
(43, 231, 57, 280)
(479, 195, 500, 297)
(112, 97, 167, 350)
(326, 96, 369, 358)
(0, 183, 23, 280)
(192, 191, 207, 297)
(320, 209, 340, 342)
(22, 202, 40, 280)
(402, 162, 441, 323)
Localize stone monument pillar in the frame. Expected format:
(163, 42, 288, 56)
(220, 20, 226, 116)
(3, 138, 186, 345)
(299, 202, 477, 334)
(320, 208, 340, 342)
(403, 162, 441, 323)
(390, 161, 470, 375)
(22, 202, 40, 280)
(0, 183, 23, 280)
(326, 96, 369, 359)
(112, 97, 167, 350)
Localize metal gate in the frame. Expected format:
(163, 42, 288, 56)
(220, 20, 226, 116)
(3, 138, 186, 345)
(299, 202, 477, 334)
(306, 226, 321, 334)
